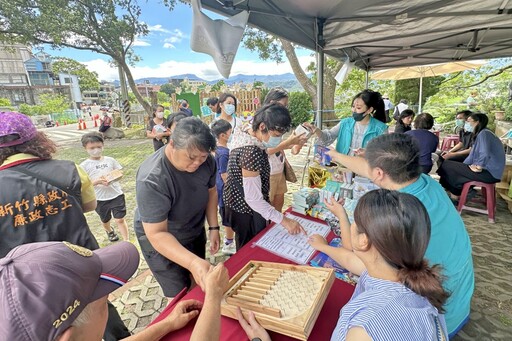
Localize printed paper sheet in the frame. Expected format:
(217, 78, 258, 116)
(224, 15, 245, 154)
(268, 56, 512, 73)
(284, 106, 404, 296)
(255, 213, 331, 264)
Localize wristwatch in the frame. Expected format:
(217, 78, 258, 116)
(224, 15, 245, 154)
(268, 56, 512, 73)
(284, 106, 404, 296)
(208, 226, 220, 231)
(251, 338, 262, 341)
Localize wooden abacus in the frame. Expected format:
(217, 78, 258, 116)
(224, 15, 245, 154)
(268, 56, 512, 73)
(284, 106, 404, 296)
(221, 261, 335, 340)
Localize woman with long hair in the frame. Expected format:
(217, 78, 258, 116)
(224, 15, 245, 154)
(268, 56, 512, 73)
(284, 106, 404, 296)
(146, 104, 170, 151)
(394, 108, 415, 133)
(312, 190, 449, 340)
(438, 112, 505, 199)
(212, 93, 243, 142)
(304, 89, 388, 156)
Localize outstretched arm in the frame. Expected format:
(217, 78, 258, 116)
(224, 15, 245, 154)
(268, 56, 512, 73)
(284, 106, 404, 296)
(326, 149, 371, 179)
(308, 235, 365, 276)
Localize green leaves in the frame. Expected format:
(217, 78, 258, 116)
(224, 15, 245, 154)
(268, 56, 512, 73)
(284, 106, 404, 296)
(51, 57, 100, 92)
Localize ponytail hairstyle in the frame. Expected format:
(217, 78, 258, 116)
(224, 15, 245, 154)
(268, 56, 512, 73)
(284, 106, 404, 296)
(353, 189, 449, 311)
(352, 89, 386, 123)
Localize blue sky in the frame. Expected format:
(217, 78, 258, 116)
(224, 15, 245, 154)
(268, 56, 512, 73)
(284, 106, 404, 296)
(46, 2, 314, 82)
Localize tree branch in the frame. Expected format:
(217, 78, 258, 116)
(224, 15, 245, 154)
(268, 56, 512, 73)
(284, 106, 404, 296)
(454, 64, 512, 89)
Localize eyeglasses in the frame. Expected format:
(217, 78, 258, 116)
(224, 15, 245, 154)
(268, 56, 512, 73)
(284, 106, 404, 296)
(272, 125, 290, 134)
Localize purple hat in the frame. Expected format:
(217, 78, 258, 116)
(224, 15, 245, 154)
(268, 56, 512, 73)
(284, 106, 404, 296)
(0, 111, 38, 147)
(0, 241, 139, 341)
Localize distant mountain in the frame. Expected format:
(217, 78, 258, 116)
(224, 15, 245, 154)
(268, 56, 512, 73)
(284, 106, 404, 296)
(211, 73, 298, 85)
(113, 72, 307, 91)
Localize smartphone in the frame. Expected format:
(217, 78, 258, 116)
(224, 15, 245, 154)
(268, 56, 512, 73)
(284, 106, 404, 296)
(295, 124, 312, 138)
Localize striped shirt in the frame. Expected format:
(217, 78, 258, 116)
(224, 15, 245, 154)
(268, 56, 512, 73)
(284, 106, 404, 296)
(331, 271, 448, 341)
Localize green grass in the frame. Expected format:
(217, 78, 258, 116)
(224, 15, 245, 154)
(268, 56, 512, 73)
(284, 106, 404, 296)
(56, 140, 154, 247)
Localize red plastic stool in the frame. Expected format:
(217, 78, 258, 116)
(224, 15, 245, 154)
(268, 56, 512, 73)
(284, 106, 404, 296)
(457, 181, 496, 223)
(440, 135, 459, 151)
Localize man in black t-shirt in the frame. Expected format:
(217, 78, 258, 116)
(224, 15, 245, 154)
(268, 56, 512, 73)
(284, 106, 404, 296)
(440, 110, 473, 163)
(134, 117, 219, 298)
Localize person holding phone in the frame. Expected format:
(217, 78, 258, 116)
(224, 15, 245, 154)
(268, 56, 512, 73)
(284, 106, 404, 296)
(303, 89, 388, 157)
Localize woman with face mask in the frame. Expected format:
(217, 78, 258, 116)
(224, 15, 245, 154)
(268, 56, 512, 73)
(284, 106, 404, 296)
(146, 104, 170, 151)
(304, 89, 388, 156)
(223, 104, 306, 249)
(438, 113, 505, 201)
(211, 93, 243, 147)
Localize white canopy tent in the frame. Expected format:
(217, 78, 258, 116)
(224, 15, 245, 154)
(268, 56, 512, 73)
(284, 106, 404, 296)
(191, 0, 512, 126)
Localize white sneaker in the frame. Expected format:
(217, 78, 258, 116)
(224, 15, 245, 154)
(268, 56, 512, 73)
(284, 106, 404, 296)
(222, 241, 236, 255)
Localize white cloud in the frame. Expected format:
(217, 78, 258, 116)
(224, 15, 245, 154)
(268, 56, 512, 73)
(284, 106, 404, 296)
(133, 39, 151, 47)
(163, 43, 175, 49)
(162, 29, 187, 48)
(82, 55, 315, 82)
(147, 24, 171, 34)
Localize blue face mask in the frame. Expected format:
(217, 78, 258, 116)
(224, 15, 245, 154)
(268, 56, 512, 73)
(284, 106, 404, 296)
(455, 119, 465, 128)
(464, 122, 474, 132)
(224, 103, 236, 116)
(263, 135, 282, 148)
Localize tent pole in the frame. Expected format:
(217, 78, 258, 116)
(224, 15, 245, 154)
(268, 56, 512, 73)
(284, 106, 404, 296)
(419, 76, 423, 113)
(316, 18, 325, 129)
(365, 71, 369, 88)
(317, 50, 324, 129)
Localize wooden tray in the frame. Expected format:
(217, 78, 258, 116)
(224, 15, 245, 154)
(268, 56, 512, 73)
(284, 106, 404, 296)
(221, 261, 335, 340)
(104, 169, 123, 182)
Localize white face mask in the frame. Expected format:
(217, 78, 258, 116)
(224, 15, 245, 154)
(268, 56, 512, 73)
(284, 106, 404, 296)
(156, 112, 164, 119)
(224, 103, 236, 116)
(87, 147, 103, 158)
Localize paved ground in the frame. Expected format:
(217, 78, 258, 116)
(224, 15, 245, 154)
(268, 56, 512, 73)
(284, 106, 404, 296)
(55, 135, 512, 340)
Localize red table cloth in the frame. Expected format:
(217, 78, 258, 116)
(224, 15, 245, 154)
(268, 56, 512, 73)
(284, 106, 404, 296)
(150, 211, 356, 340)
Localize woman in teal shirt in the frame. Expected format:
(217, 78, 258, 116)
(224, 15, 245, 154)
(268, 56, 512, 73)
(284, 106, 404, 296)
(305, 89, 388, 155)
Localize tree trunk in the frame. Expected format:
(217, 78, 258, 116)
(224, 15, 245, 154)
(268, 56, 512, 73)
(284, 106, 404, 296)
(118, 58, 152, 116)
(323, 58, 343, 126)
(280, 38, 317, 105)
(280, 38, 343, 127)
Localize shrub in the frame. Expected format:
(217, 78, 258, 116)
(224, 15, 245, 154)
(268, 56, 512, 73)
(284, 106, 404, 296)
(288, 91, 313, 127)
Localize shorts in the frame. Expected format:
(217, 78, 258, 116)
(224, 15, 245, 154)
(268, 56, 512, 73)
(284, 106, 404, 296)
(136, 231, 206, 297)
(219, 206, 230, 227)
(95, 194, 127, 223)
(269, 171, 287, 200)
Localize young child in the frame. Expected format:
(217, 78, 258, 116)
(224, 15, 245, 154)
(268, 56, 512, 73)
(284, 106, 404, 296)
(80, 132, 129, 242)
(210, 119, 236, 255)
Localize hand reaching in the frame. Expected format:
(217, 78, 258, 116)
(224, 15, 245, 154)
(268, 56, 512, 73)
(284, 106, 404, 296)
(323, 197, 348, 221)
(308, 234, 328, 250)
(281, 216, 307, 235)
(204, 263, 229, 299)
(236, 308, 272, 341)
(189, 258, 212, 292)
(165, 299, 202, 331)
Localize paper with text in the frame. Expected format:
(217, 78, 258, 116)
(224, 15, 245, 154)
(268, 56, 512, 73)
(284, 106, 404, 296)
(255, 214, 331, 264)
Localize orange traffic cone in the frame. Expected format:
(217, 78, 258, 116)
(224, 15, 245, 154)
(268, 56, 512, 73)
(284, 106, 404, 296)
(94, 118, 98, 127)
(83, 121, 87, 129)
(78, 119, 83, 130)
(56, 121, 59, 127)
